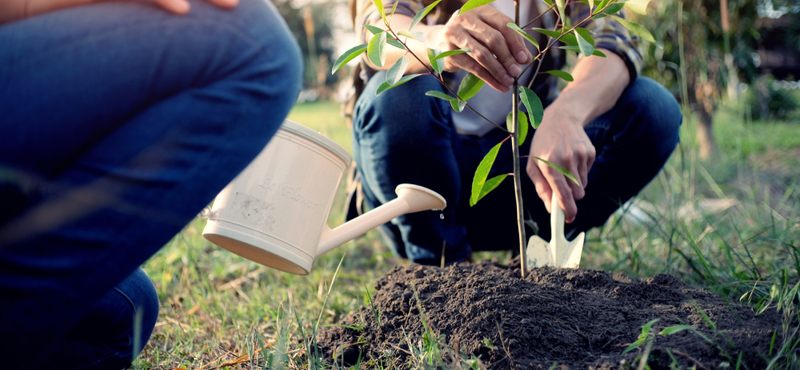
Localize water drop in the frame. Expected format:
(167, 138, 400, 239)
(439, 213, 445, 220)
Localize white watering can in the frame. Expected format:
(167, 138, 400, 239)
(202, 120, 446, 275)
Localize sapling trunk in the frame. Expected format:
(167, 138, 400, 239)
(512, 0, 527, 278)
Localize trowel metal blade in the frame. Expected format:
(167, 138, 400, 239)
(526, 235, 553, 268)
(560, 231, 585, 268)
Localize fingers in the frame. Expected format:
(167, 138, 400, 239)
(152, 0, 190, 14)
(443, 7, 533, 92)
(482, 12, 533, 65)
(452, 54, 509, 92)
(151, 0, 238, 14)
(443, 27, 515, 89)
(540, 162, 578, 223)
(526, 159, 552, 213)
(206, 0, 238, 9)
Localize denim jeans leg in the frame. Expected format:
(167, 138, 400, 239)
(525, 77, 683, 241)
(0, 0, 302, 367)
(352, 72, 471, 265)
(38, 268, 160, 370)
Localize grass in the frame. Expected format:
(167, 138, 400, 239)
(136, 99, 800, 369)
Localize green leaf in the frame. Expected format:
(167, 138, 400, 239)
(390, 1, 398, 19)
(506, 23, 539, 50)
(387, 39, 405, 49)
(588, 0, 594, 10)
(531, 28, 563, 40)
(574, 29, 594, 57)
(596, 3, 624, 18)
(457, 73, 485, 101)
(593, 0, 612, 14)
(386, 56, 409, 86)
(426, 89, 465, 112)
(575, 28, 595, 47)
(371, 0, 386, 23)
(470, 141, 503, 206)
(555, 0, 566, 23)
(622, 0, 650, 15)
(610, 14, 655, 43)
(331, 43, 367, 73)
(425, 90, 453, 102)
(544, 70, 573, 81)
(363, 24, 384, 35)
(660, 325, 694, 336)
(368, 32, 387, 67)
(427, 48, 444, 74)
(474, 175, 507, 205)
(621, 338, 646, 355)
(430, 48, 471, 63)
(559, 46, 606, 57)
(540, 0, 553, 6)
(531, 28, 576, 46)
(460, 0, 495, 15)
(450, 98, 467, 112)
(376, 81, 392, 95)
(397, 30, 426, 41)
(519, 86, 543, 129)
(518, 112, 529, 146)
(376, 74, 421, 95)
(410, 0, 441, 30)
(532, 157, 581, 187)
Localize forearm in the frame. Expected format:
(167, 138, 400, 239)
(1, 0, 95, 25)
(549, 49, 630, 127)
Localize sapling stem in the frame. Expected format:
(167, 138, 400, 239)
(512, 0, 527, 278)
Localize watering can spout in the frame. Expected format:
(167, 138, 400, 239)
(316, 184, 447, 257)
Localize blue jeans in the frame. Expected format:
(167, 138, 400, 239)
(0, 0, 302, 368)
(352, 73, 681, 265)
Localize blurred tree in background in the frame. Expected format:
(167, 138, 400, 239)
(273, 0, 339, 94)
(638, 0, 800, 159)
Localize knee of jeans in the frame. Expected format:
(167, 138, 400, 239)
(119, 268, 160, 356)
(354, 73, 449, 136)
(627, 77, 683, 160)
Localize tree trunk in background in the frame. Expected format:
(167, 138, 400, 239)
(696, 108, 718, 160)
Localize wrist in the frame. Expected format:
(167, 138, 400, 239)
(547, 93, 593, 128)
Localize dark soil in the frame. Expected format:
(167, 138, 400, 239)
(314, 258, 783, 369)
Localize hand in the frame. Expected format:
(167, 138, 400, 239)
(20, 0, 238, 22)
(526, 103, 595, 223)
(147, 0, 238, 14)
(427, 5, 532, 92)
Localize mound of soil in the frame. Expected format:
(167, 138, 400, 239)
(315, 259, 783, 369)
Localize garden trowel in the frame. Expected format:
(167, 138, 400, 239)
(525, 194, 585, 268)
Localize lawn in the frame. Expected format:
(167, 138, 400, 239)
(136, 99, 800, 369)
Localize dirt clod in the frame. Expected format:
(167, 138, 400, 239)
(315, 259, 782, 369)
